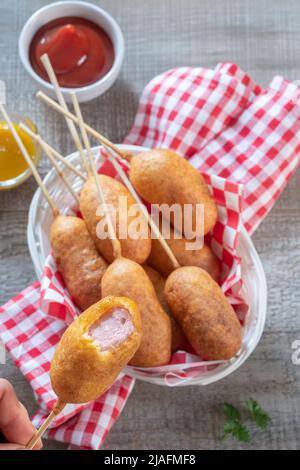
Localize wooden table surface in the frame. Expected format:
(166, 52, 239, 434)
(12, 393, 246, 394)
(0, 0, 299, 450)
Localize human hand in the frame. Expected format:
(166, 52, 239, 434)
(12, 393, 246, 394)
(0, 379, 42, 450)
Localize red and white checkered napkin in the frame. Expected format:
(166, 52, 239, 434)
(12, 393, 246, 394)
(125, 62, 300, 233)
(0, 63, 299, 448)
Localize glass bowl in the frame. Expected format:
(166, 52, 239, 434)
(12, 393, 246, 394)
(0, 113, 41, 191)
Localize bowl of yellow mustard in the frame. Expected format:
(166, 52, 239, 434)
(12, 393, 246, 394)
(0, 113, 41, 190)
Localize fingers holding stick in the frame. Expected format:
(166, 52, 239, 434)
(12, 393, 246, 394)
(25, 400, 65, 450)
(0, 379, 42, 450)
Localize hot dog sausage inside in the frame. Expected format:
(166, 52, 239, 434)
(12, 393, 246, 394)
(88, 307, 134, 350)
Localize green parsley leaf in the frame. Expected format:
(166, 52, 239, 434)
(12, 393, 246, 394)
(246, 399, 271, 428)
(221, 403, 241, 421)
(221, 403, 251, 443)
(222, 420, 251, 443)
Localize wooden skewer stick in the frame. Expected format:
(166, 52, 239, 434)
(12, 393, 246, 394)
(71, 92, 94, 163)
(118, 151, 132, 163)
(0, 103, 59, 217)
(40, 54, 91, 176)
(72, 93, 122, 260)
(37, 136, 79, 204)
(106, 148, 180, 269)
(36, 91, 125, 159)
(26, 400, 65, 450)
(20, 123, 80, 203)
(19, 123, 86, 181)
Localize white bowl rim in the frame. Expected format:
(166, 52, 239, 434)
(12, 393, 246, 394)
(18, 0, 125, 94)
(27, 143, 267, 387)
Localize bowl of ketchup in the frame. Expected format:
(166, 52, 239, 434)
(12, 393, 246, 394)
(19, 1, 125, 102)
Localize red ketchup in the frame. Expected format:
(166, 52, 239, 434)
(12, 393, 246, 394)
(30, 17, 114, 88)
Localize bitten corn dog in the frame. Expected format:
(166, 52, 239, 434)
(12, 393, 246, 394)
(51, 296, 142, 403)
(26, 296, 142, 449)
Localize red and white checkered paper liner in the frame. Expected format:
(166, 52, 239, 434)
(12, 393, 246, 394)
(1, 62, 299, 448)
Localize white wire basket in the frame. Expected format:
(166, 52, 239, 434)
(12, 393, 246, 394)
(27, 144, 267, 387)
